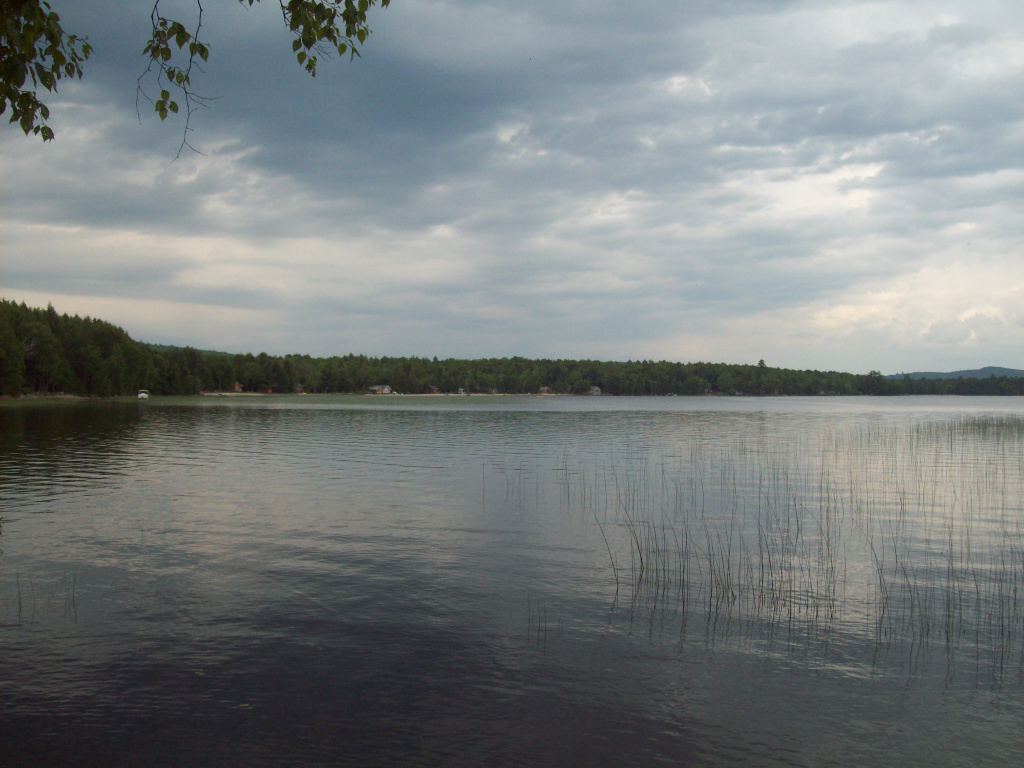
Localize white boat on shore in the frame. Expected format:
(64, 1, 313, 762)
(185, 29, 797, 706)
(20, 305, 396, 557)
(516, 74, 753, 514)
(137, 390, 150, 400)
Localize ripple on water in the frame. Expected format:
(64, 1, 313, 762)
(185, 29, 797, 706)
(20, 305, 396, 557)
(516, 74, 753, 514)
(1, 398, 1023, 767)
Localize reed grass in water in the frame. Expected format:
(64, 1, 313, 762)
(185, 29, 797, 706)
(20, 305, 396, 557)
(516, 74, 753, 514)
(538, 416, 1024, 686)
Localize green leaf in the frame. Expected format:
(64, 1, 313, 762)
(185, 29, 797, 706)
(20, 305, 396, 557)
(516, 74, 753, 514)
(170, 23, 190, 49)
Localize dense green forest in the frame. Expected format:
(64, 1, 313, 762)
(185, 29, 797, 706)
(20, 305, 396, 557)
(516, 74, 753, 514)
(3, 299, 1024, 398)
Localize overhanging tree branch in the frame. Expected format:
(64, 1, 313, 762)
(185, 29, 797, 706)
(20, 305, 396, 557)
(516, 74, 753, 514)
(137, 1, 214, 157)
(138, 0, 390, 157)
(0, 0, 92, 140)
(1, 1, 389, 147)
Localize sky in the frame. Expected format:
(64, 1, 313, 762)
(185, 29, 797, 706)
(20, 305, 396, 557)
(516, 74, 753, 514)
(2, 0, 1023, 374)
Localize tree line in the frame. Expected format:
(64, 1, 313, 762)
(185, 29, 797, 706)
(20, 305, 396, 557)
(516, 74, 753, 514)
(4, 299, 1024, 398)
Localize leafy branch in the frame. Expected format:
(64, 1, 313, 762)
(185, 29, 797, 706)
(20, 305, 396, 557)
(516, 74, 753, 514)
(137, 1, 212, 157)
(0, 0, 92, 140)
(138, 0, 390, 157)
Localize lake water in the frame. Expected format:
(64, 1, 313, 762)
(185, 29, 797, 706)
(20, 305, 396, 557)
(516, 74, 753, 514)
(1, 395, 1023, 766)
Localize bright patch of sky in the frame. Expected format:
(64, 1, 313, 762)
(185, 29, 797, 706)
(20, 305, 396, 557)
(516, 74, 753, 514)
(2, 0, 1023, 373)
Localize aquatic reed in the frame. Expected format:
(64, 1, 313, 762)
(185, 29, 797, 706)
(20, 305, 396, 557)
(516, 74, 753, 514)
(533, 416, 1024, 684)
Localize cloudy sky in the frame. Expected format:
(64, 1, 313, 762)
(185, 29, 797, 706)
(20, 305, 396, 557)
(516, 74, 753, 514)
(2, 0, 1023, 373)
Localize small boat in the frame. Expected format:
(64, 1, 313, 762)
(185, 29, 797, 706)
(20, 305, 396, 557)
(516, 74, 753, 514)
(137, 389, 150, 400)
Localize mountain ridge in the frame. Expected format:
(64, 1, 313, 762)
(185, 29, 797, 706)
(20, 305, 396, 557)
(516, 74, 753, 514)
(887, 366, 1024, 380)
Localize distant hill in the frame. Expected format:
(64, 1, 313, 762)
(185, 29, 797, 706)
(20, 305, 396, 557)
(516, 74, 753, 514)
(888, 366, 1024, 380)
(146, 342, 233, 356)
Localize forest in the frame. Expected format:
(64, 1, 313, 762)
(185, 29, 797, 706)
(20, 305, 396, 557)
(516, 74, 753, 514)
(3, 299, 1024, 398)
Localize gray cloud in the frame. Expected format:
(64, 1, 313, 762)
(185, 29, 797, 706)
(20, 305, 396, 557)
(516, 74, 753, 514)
(2, 0, 1023, 372)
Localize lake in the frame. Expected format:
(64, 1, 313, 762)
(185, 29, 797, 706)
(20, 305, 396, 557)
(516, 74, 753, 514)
(1, 395, 1022, 766)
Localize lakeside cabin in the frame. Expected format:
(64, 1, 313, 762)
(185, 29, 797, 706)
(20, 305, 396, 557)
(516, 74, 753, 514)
(368, 385, 392, 395)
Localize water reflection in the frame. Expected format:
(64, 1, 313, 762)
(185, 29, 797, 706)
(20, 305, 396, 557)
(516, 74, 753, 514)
(1, 398, 1022, 767)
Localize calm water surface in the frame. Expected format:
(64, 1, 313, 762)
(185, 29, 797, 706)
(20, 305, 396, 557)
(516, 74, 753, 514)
(1, 395, 1023, 766)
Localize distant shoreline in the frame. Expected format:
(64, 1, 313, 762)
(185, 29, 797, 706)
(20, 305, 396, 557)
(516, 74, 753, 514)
(0, 392, 94, 401)
(5, 299, 1024, 400)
